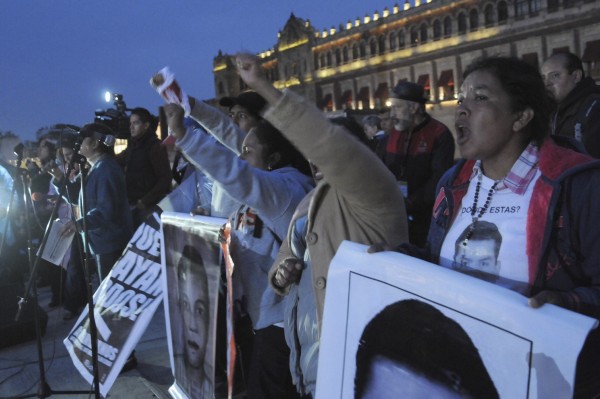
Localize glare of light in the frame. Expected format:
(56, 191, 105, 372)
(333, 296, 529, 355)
(104, 91, 112, 103)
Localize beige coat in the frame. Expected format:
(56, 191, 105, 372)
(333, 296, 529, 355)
(266, 90, 409, 329)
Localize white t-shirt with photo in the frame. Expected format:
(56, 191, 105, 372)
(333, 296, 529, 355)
(439, 170, 541, 284)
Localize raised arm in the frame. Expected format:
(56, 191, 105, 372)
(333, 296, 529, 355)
(235, 53, 405, 216)
(164, 103, 311, 228)
(186, 96, 246, 155)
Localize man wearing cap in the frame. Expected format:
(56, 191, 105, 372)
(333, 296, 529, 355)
(117, 107, 172, 228)
(176, 91, 267, 218)
(382, 81, 455, 247)
(219, 91, 266, 135)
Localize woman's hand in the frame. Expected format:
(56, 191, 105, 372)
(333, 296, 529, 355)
(164, 103, 187, 139)
(235, 53, 282, 105)
(273, 257, 303, 289)
(528, 290, 564, 309)
(235, 53, 266, 89)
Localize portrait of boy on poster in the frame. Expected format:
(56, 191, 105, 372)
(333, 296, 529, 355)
(162, 214, 223, 399)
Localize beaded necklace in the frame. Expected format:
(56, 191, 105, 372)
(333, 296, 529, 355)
(461, 171, 499, 247)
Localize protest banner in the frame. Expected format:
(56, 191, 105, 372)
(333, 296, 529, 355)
(317, 241, 598, 399)
(161, 212, 225, 399)
(62, 167, 215, 397)
(63, 212, 165, 398)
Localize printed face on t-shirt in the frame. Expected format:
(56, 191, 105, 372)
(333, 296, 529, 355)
(453, 239, 500, 275)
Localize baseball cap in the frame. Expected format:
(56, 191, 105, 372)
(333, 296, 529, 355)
(219, 91, 266, 119)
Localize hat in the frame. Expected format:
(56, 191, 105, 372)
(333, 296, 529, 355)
(219, 91, 266, 119)
(390, 82, 428, 104)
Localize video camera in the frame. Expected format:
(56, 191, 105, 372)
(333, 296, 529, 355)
(94, 93, 130, 139)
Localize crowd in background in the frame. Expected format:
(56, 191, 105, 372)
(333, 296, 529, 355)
(0, 49, 599, 398)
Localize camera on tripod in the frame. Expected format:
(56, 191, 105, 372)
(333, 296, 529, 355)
(94, 92, 130, 139)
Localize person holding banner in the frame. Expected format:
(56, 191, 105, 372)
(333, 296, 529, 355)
(234, 53, 409, 398)
(376, 56, 600, 397)
(164, 104, 314, 398)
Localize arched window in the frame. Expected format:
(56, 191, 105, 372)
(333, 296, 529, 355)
(433, 20, 442, 40)
(410, 26, 419, 46)
(444, 16, 452, 37)
(335, 48, 341, 65)
(343, 47, 349, 63)
(420, 23, 428, 43)
(360, 41, 367, 58)
(484, 4, 495, 27)
(370, 39, 377, 56)
(389, 31, 397, 51)
(353, 43, 359, 60)
(326, 52, 332, 67)
(458, 12, 467, 34)
(399, 30, 406, 48)
(469, 9, 479, 31)
(378, 35, 386, 54)
(498, 1, 508, 23)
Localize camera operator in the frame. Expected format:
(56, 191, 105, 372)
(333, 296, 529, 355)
(116, 107, 171, 229)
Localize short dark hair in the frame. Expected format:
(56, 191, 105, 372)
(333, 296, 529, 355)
(355, 299, 499, 399)
(177, 245, 208, 294)
(362, 115, 381, 130)
(553, 52, 585, 77)
(454, 221, 502, 259)
(378, 107, 391, 116)
(130, 107, 158, 133)
(252, 120, 311, 176)
(80, 123, 116, 155)
(463, 56, 553, 145)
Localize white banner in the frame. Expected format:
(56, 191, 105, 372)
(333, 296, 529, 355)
(161, 212, 226, 399)
(64, 212, 164, 398)
(317, 241, 598, 399)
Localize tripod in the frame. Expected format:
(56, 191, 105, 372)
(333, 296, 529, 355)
(13, 138, 101, 399)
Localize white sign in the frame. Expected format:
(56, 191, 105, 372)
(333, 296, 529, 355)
(317, 241, 598, 399)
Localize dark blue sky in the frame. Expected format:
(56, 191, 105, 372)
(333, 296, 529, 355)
(1, 1, 398, 141)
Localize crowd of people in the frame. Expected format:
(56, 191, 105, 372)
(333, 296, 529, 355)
(0, 49, 599, 398)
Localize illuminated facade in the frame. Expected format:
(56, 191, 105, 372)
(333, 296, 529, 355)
(212, 0, 600, 129)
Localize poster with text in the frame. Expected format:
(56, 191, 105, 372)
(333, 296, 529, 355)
(161, 212, 225, 399)
(317, 241, 598, 399)
(64, 212, 164, 398)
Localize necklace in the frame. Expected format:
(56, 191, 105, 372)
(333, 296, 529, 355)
(462, 172, 498, 247)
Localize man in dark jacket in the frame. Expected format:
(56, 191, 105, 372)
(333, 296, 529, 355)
(117, 107, 171, 228)
(382, 81, 455, 247)
(542, 52, 600, 158)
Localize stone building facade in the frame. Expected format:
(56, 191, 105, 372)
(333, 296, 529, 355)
(212, 0, 600, 131)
